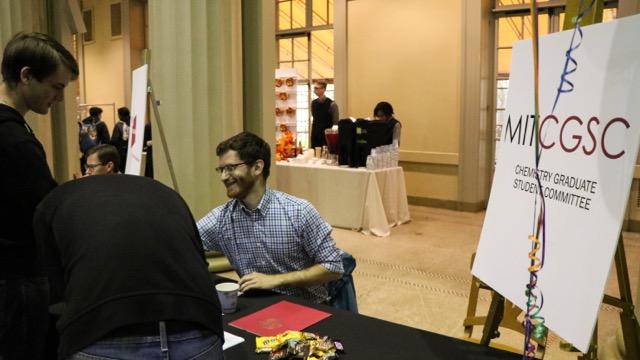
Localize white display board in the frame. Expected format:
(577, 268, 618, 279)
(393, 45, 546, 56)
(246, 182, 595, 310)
(125, 65, 149, 175)
(473, 14, 640, 352)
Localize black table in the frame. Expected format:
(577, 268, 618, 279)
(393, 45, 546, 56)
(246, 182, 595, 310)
(214, 277, 522, 360)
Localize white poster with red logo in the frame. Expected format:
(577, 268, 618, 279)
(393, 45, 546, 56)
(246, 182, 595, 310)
(125, 65, 148, 175)
(472, 15, 640, 352)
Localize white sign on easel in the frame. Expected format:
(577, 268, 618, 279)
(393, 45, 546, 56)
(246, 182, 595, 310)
(125, 64, 149, 175)
(472, 15, 640, 352)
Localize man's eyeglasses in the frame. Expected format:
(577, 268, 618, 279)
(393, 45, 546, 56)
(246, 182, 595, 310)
(215, 162, 251, 175)
(84, 163, 106, 171)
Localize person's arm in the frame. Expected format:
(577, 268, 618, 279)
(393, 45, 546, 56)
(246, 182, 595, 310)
(196, 207, 223, 252)
(330, 101, 340, 125)
(238, 264, 340, 293)
(33, 207, 65, 304)
(98, 122, 110, 145)
(111, 123, 122, 146)
(393, 122, 402, 146)
(110, 123, 121, 145)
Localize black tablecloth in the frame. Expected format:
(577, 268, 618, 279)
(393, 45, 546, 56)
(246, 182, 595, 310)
(213, 276, 522, 360)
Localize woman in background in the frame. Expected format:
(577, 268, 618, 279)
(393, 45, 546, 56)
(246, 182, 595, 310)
(373, 101, 402, 146)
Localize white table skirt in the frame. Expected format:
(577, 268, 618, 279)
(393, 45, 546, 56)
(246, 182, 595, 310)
(275, 162, 411, 237)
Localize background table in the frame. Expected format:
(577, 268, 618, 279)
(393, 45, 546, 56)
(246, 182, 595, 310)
(275, 162, 410, 236)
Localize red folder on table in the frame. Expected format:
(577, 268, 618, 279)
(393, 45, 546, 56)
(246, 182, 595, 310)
(229, 300, 331, 337)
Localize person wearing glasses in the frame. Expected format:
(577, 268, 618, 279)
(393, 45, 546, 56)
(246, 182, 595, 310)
(310, 80, 339, 149)
(0, 32, 79, 360)
(83, 144, 120, 175)
(197, 132, 344, 303)
(79, 106, 110, 175)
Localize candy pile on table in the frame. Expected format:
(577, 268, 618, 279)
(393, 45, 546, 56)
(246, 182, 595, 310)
(255, 330, 344, 359)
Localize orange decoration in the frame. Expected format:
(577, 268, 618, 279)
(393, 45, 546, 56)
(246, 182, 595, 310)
(286, 107, 296, 116)
(275, 78, 284, 87)
(285, 77, 295, 87)
(276, 108, 284, 117)
(275, 130, 296, 161)
(278, 92, 288, 101)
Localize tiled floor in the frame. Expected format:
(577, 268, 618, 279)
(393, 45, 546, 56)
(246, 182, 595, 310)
(220, 204, 639, 359)
(332, 205, 640, 360)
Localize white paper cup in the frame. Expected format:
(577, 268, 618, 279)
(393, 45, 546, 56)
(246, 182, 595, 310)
(216, 282, 239, 314)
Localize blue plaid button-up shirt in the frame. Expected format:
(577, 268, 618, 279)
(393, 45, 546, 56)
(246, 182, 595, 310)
(197, 186, 343, 303)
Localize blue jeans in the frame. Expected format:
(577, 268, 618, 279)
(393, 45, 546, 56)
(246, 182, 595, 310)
(0, 276, 49, 360)
(66, 322, 223, 360)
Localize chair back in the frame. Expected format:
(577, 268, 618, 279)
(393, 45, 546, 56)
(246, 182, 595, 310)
(328, 251, 358, 313)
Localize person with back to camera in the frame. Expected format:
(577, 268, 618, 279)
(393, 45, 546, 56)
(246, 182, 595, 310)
(373, 101, 402, 146)
(0, 31, 79, 360)
(111, 106, 130, 171)
(310, 81, 339, 148)
(197, 132, 344, 304)
(34, 175, 224, 359)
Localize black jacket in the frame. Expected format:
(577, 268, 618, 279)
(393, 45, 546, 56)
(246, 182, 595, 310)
(0, 103, 57, 278)
(34, 175, 223, 359)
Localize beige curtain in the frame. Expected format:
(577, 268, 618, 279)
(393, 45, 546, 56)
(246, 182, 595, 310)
(148, 0, 245, 218)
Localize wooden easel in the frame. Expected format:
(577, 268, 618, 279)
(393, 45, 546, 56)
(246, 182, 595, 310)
(463, 257, 546, 359)
(578, 233, 640, 359)
(464, 233, 640, 359)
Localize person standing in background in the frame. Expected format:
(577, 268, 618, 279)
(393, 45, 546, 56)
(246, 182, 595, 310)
(0, 31, 79, 360)
(111, 107, 130, 171)
(144, 121, 153, 178)
(310, 81, 339, 148)
(79, 106, 110, 174)
(373, 101, 402, 146)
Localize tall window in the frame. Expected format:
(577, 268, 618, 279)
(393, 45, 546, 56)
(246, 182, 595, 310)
(492, 0, 618, 163)
(277, 0, 334, 148)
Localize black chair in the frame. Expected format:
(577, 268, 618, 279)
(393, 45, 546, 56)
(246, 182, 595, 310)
(328, 251, 358, 313)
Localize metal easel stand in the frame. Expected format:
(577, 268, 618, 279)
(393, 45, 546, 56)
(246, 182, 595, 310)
(577, 233, 640, 359)
(146, 78, 180, 194)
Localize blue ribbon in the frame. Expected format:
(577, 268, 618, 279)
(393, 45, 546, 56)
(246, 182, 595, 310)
(551, 0, 596, 114)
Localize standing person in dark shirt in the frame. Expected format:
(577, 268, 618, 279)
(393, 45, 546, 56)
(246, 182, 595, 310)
(110, 106, 130, 171)
(310, 81, 339, 148)
(144, 121, 154, 178)
(0, 31, 79, 360)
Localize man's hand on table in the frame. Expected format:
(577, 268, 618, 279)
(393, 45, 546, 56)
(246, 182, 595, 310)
(238, 272, 282, 293)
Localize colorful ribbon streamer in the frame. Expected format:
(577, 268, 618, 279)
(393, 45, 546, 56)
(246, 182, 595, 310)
(524, 1, 545, 358)
(524, 1, 595, 358)
(551, 0, 596, 114)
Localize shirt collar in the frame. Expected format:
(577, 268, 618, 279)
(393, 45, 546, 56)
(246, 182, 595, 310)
(234, 185, 273, 217)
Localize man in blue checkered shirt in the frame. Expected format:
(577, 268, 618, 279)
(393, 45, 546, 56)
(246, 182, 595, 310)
(197, 132, 344, 303)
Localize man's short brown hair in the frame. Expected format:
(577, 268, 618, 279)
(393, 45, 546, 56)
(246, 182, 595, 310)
(86, 144, 120, 173)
